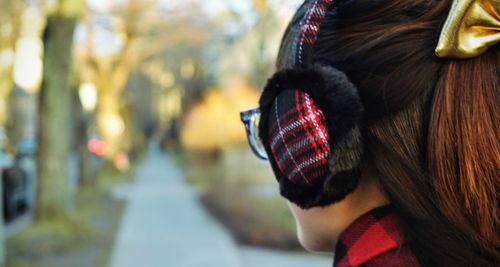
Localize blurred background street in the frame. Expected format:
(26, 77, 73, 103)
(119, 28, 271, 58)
(0, 0, 332, 266)
(109, 143, 330, 267)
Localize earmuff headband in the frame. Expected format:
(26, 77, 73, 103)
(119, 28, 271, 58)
(296, 0, 335, 66)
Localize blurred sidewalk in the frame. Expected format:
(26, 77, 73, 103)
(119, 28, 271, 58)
(109, 144, 241, 267)
(109, 144, 331, 267)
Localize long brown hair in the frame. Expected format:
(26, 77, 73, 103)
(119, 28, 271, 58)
(279, 0, 499, 265)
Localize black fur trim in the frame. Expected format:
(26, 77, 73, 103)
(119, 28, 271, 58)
(258, 65, 364, 209)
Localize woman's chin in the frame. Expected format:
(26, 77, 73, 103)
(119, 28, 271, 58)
(296, 227, 336, 254)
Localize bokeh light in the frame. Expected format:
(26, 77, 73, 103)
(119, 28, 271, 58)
(13, 37, 43, 93)
(79, 82, 98, 111)
(0, 49, 14, 67)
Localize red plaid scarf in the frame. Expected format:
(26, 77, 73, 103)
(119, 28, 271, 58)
(333, 205, 420, 267)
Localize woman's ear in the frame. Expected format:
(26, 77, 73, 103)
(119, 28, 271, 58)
(258, 65, 365, 209)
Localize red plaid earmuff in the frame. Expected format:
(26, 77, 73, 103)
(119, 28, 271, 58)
(258, 0, 365, 209)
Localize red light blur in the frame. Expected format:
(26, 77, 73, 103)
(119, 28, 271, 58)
(87, 139, 106, 157)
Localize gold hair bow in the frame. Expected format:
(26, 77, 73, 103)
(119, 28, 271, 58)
(435, 0, 500, 58)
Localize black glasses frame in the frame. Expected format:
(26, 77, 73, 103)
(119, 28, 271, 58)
(240, 108, 269, 160)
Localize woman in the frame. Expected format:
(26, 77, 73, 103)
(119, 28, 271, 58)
(241, 0, 499, 266)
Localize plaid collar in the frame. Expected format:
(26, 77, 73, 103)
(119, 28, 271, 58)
(333, 205, 412, 267)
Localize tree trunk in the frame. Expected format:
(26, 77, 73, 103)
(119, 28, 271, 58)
(78, 113, 97, 188)
(36, 16, 77, 220)
(78, 143, 96, 188)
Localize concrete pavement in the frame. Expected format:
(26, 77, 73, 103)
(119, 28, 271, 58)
(109, 145, 331, 267)
(109, 145, 241, 267)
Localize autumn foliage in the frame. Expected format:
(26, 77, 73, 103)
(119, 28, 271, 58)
(181, 83, 260, 150)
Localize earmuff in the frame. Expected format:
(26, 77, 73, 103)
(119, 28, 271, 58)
(258, 0, 365, 209)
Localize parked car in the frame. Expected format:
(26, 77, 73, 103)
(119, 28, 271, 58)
(2, 165, 28, 222)
(0, 131, 29, 222)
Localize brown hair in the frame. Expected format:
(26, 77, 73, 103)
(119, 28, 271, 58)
(280, 0, 499, 265)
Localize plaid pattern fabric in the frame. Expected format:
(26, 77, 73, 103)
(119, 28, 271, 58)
(334, 206, 420, 267)
(297, 0, 335, 65)
(268, 89, 330, 186)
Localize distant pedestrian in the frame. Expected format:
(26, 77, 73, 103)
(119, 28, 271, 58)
(241, 0, 499, 266)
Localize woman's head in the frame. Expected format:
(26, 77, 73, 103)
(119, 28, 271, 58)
(273, 0, 499, 265)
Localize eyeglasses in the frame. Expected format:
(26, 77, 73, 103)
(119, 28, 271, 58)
(240, 108, 269, 160)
